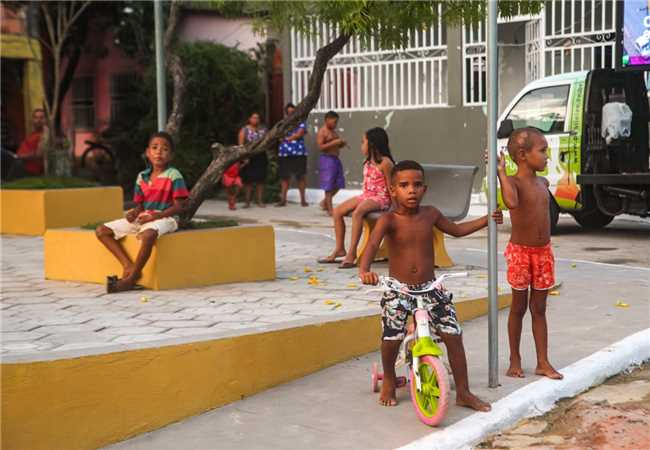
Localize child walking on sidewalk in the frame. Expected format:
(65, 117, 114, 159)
(359, 160, 503, 409)
(96, 132, 189, 293)
(497, 127, 563, 380)
(318, 127, 393, 269)
(317, 110, 346, 215)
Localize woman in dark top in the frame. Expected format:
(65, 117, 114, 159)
(238, 112, 268, 208)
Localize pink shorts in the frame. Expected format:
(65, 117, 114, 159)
(504, 242, 555, 291)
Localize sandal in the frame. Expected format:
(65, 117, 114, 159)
(318, 255, 344, 264)
(106, 275, 119, 293)
(338, 261, 357, 269)
(106, 275, 145, 293)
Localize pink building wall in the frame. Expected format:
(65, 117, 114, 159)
(60, 26, 142, 158)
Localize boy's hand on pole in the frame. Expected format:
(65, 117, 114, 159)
(497, 151, 507, 174)
(359, 271, 379, 285)
(491, 208, 504, 224)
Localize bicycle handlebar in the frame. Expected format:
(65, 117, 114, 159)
(365, 272, 468, 295)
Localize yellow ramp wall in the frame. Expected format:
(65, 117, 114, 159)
(45, 225, 276, 289)
(0, 187, 123, 235)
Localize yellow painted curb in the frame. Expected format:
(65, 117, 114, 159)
(44, 225, 276, 289)
(0, 187, 123, 235)
(0, 294, 510, 450)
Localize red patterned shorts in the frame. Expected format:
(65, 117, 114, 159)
(504, 242, 555, 291)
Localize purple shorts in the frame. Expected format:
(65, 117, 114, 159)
(319, 154, 345, 192)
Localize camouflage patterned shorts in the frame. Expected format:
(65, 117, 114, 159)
(380, 280, 462, 340)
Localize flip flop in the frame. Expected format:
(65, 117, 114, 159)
(338, 261, 357, 269)
(106, 275, 119, 294)
(106, 275, 145, 293)
(318, 256, 344, 264)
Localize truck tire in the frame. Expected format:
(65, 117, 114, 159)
(549, 195, 560, 235)
(571, 207, 614, 230)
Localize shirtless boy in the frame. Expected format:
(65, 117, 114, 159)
(359, 160, 503, 410)
(497, 127, 563, 380)
(317, 110, 346, 215)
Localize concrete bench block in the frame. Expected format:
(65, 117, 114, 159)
(44, 225, 276, 290)
(0, 187, 123, 235)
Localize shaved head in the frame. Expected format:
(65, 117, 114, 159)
(507, 127, 544, 161)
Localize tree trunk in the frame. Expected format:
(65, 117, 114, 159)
(180, 33, 351, 224)
(163, 0, 185, 142)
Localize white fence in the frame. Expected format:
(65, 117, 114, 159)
(290, 9, 448, 112)
(462, 0, 618, 105)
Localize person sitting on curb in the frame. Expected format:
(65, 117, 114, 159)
(96, 132, 189, 293)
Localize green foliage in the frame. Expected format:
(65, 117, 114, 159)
(1, 176, 99, 190)
(245, 1, 543, 48)
(101, 41, 265, 194)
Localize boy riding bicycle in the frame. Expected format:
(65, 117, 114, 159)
(359, 160, 502, 411)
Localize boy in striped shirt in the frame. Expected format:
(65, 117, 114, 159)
(96, 132, 189, 293)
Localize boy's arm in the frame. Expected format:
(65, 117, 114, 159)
(359, 214, 391, 284)
(153, 198, 188, 219)
(434, 207, 503, 237)
(316, 129, 340, 151)
(238, 128, 245, 146)
(497, 151, 519, 209)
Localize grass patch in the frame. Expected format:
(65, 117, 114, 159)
(81, 218, 238, 231)
(1, 176, 99, 190)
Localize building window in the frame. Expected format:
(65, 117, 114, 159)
(290, 8, 448, 112)
(110, 73, 136, 125)
(505, 85, 570, 133)
(462, 21, 486, 106)
(72, 76, 94, 129)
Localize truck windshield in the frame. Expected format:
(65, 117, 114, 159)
(506, 85, 570, 134)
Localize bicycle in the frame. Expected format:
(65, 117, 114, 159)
(368, 272, 468, 426)
(80, 140, 116, 183)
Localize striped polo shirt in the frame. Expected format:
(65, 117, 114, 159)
(133, 166, 189, 212)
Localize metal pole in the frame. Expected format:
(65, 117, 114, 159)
(487, 0, 499, 389)
(154, 0, 167, 131)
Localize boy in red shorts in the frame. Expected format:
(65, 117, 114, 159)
(497, 127, 563, 380)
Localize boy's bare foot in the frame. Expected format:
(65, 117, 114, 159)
(319, 199, 327, 210)
(318, 250, 346, 264)
(456, 391, 491, 412)
(301, 201, 309, 207)
(506, 364, 525, 378)
(275, 201, 287, 207)
(243, 203, 251, 209)
(256, 202, 266, 208)
(535, 363, 563, 380)
(379, 379, 398, 406)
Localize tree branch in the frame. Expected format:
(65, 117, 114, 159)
(163, 0, 185, 141)
(181, 32, 351, 223)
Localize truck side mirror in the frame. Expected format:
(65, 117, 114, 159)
(497, 119, 514, 139)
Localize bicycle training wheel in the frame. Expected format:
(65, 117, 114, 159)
(409, 355, 450, 426)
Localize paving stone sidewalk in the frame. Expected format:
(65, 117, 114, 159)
(0, 227, 507, 360)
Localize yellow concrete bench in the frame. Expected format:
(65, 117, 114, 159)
(355, 212, 453, 268)
(0, 187, 123, 235)
(44, 225, 276, 290)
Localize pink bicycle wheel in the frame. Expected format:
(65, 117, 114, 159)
(409, 355, 450, 426)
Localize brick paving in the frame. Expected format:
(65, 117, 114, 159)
(1, 201, 508, 361)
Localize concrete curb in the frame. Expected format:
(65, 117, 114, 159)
(398, 328, 650, 450)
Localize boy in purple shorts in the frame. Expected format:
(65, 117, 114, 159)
(317, 110, 346, 216)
